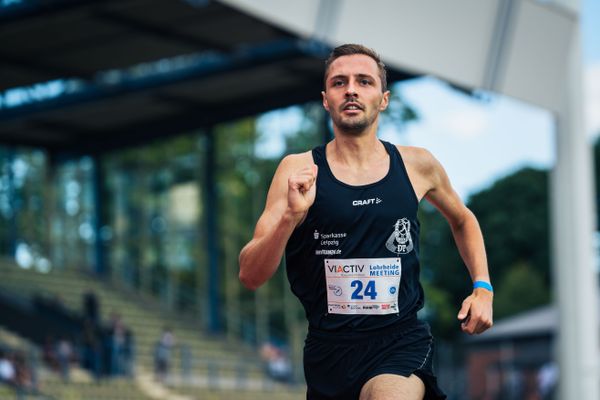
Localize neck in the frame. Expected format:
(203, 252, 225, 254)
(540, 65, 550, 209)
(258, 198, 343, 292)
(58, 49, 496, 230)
(328, 132, 386, 168)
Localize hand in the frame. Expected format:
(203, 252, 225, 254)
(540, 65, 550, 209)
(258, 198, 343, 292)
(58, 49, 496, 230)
(287, 164, 318, 223)
(457, 288, 493, 335)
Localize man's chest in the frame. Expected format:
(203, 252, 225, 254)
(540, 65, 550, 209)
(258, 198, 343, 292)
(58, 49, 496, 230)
(327, 158, 390, 186)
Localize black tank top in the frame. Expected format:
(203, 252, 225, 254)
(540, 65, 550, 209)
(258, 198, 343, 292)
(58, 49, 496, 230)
(285, 140, 424, 332)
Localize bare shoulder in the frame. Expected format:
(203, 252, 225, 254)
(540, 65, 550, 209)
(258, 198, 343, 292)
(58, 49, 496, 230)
(279, 150, 313, 169)
(263, 150, 314, 212)
(269, 150, 314, 191)
(274, 150, 314, 179)
(396, 145, 438, 174)
(394, 145, 448, 200)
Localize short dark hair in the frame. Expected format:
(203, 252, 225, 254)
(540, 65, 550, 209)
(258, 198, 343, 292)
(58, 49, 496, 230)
(324, 44, 388, 92)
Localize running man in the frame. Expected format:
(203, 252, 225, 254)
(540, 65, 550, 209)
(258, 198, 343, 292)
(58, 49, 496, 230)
(239, 44, 493, 400)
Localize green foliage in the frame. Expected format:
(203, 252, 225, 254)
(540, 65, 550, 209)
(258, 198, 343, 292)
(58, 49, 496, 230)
(493, 261, 550, 319)
(420, 202, 471, 294)
(421, 281, 458, 339)
(468, 167, 550, 286)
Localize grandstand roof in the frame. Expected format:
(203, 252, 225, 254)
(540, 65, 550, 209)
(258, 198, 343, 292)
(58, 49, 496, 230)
(0, 0, 414, 154)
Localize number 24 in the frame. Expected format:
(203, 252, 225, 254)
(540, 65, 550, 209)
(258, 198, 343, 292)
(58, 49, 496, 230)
(350, 280, 378, 300)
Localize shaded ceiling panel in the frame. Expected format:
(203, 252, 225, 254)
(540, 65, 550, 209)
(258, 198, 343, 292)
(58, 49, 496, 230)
(41, 95, 182, 130)
(51, 34, 197, 73)
(0, 0, 297, 91)
(2, 10, 126, 57)
(0, 121, 72, 146)
(162, 63, 315, 102)
(179, 16, 283, 48)
(0, 67, 47, 90)
(0, 0, 414, 153)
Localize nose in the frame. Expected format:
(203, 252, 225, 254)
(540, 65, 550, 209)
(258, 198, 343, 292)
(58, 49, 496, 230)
(345, 82, 357, 98)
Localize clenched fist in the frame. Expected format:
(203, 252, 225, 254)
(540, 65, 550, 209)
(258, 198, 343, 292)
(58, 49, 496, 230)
(457, 288, 493, 335)
(287, 164, 318, 223)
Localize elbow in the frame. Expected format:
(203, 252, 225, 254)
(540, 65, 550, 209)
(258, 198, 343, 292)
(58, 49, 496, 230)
(450, 207, 475, 232)
(239, 269, 260, 291)
(238, 251, 261, 290)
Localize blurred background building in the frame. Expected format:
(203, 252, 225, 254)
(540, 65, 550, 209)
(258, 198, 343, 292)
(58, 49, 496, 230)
(0, 0, 598, 399)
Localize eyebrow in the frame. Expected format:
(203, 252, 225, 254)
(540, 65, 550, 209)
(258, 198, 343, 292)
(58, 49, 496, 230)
(328, 73, 376, 82)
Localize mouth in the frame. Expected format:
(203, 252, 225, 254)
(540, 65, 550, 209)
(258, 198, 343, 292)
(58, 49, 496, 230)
(341, 102, 363, 113)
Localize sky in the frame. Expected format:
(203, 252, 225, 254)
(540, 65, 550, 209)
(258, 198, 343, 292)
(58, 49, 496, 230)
(379, 78, 555, 199)
(257, 0, 600, 200)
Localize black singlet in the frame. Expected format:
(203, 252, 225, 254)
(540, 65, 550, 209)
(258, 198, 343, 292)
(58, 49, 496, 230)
(285, 140, 425, 332)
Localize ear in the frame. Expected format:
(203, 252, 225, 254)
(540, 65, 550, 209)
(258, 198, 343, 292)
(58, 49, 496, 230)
(379, 90, 391, 111)
(321, 91, 330, 112)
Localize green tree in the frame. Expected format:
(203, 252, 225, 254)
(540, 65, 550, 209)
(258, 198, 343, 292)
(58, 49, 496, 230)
(468, 167, 550, 286)
(493, 261, 550, 319)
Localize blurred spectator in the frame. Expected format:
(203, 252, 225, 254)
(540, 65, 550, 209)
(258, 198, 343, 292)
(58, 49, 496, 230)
(108, 313, 127, 376)
(154, 327, 175, 382)
(123, 328, 135, 377)
(83, 290, 100, 327)
(13, 351, 35, 392)
(0, 348, 36, 399)
(42, 335, 59, 371)
(260, 342, 292, 383)
(538, 362, 558, 400)
(0, 349, 16, 385)
(81, 319, 102, 379)
(105, 312, 135, 377)
(56, 337, 73, 382)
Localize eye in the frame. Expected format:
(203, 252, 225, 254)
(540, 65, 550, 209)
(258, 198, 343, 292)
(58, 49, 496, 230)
(360, 79, 372, 85)
(332, 80, 344, 87)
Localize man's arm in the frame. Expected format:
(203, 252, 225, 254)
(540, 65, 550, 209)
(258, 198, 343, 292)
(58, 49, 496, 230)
(420, 149, 493, 335)
(239, 152, 317, 290)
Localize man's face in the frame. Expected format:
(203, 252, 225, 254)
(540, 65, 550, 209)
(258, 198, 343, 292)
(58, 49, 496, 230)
(322, 54, 390, 135)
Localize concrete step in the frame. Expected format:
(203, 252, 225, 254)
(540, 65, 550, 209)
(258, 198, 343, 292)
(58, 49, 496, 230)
(0, 263, 271, 385)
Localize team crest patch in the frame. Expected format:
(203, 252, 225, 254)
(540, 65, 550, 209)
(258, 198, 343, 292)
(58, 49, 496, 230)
(385, 218, 413, 254)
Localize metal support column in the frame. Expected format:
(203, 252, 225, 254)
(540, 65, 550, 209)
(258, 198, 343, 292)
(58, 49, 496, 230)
(204, 129, 221, 333)
(551, 19, 600, 399)
(5, 147, 17, 257)
(91, 154, 106, 276)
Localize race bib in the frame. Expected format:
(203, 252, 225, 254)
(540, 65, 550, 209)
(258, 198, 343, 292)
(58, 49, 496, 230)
(324, 258, 401, 315)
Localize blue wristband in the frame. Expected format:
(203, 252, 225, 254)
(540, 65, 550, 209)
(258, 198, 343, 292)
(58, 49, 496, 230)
(473, 281, 493, 292)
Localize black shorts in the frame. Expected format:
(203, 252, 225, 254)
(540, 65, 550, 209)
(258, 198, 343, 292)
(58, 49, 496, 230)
(303, 318, 447, 400)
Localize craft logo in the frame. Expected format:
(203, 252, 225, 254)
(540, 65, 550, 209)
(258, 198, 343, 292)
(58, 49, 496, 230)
(352, 198, 382, 207)
(385, 218, 413, 254)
